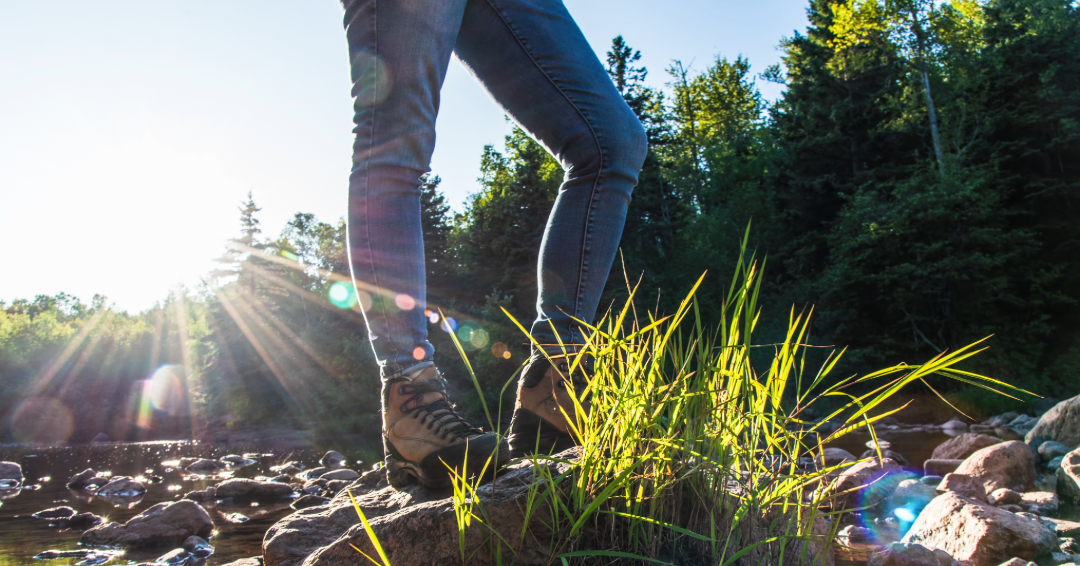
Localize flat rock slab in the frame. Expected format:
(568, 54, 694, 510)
(216, 478, 294, 502)
(81, 500, 212, 550)
(902, 492, 1057, 564)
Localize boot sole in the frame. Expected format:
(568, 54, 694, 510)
(386, 432, 509, 489)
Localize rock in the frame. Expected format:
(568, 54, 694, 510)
(819, 447, 857, 468)
(997, 560, 1036, 566)
(932, 434, 1004, 461)
(924, 459, 964, 477)
(183, 535, 214, 556)
(866, 542, 943, 566)
(902, 492, 1057, 564)
(155, 548, 199, 566)
(300, 467, 329, 480)
(185, 459, 226, 474)
(220, 559, 262, 566)
(32, 506, 77, 520)
(95, 476, 146, 497)
(324, 480, 348, 495)
(221, 454, 257, 467)
(67, 468, 97, 489)
(988, 488, 1023, 506)
(828, 458, 904, 511)
(271, 462, 303, 475)
(838, 524, 875, 543)
(954, 441, 1037, 493)
(1045, 518, 1080, 538)
(84, 476, 110, 489)
(1021, 492, 1058, 513)
(319, 451, 346, 469)
(291, 495, 330, 510)
(215, 478, 294, 502)
(1000, 503, 1024, 513)
(319, 469, 359, 482)
(1059, 448, 1080, 503)
(1040, 441, 1072, 462)
(921, 475, 943, 486)
(68, 512, 104, 529)
(861, 449, 910, 466)
(270, 475, 292, 483)
(1025, 395, 1080, 448)
(80, 500, 213, 549)
(938, 473, 989, 503)
(183, 486, 217, 503)
(942, 418, 969, 431)
(178, 457, 198, 468)
(0, 461, 24, 483)
(91, 432, 109, 443)
(894, 479, 938, 509)
(1061, 538, 1080, 554)
(1008, 415, 1039, 435)
(1050, 456, 1064, 470)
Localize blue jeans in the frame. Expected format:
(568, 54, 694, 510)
(341, 0, 647, 379)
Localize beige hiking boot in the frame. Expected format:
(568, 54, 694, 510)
(507, 354, 591, 458)
(382, 365, 508, 489)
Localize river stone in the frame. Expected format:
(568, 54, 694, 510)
(1059, 448, 1080, 503)
(91, 433, 109, 443)
(300, 467, 329, 480)
(924, 459, 964, 477)
(861, 449, 909, 466)
(942, 418, 969, 431)
(215, 478, 294, 502)
(1008, 415, 1038, 435)
(324, 480, 348, 495)
(866, 542, 944, 566)
(1025, 394, 1080, 448)
(186, 459, 226, 474)
(319, 451, 345, 469)
(0, 461, 24, 483)
(95, 476, 146, 497)
(988, 488, 1022, 506)
(893, 479, 937, 509)
(220, 559, 262, 566)
(1039, 441, 1072, 462)
(938, 473, 988, 503)
(67, 468, 97, 489)
(997, 559, 1036, 566)
(932, 433, 1003, 460)
(1021, 491, 1058, 513)
(270, 462, 302, 475)
(954, 441, 1036, 493)
(819, 447, 857, 468)
(68, 513, 104, 529)
(32, 506, 77, 519)
(183, 486, 216, 502)
(183, 535, 214, 554)
(319, 469, 359, 482)
(290, 495, 329, 510)
(81, 500, 213, 549)
(838, 524, 875, 543)
(902, 492, 1057, 564)
(829, 458, 903, 511)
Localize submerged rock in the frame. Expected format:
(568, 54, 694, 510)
(953, 441, 1037, 493)
(0, 461, 24, 484)
(319, 451, 346, 469)
(32, 506, 77, 519)
(94, 476, 146, 497)
(902, 492, 1057, 564)
(80, 500, 213, 549)
(185, 459, 226, 474)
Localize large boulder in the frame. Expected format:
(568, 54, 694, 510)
(937, 473, 988, 503)
(81, 500, 213, 549)
(1059, 447, 1080, 503)
(902, 492, 1057, 564)
(215, 478, 294, 502)
(953, 441, 1036, 493)
(0, 461, 24, 483)
(931, 433, 1003, 460)
(1025, 394, 1080, 448)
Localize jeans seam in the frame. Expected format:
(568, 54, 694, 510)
(482, 0, 605, 323)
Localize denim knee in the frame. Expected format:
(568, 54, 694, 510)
(563, 110, 647, 200)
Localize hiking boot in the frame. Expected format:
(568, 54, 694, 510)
(507, 354, 591, 458)
(382, 365, 508, 489)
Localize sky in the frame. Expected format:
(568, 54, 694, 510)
(0, 0, 808, 314)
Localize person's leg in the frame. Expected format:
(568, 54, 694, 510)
(340, 0, 507, 487)
(454, 0, 648, 356)
(453, 0, 647, 455)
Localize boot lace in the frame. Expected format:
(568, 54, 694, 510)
(395, 378, 482, 441)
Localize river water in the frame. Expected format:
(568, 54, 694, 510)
(0, 439, 380, 566)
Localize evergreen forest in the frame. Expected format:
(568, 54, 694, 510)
(2, 0, 1078, 443)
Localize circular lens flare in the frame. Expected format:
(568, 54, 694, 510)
(441, 317, 458, 333)
(428, 311, 440, 324)
(328, 282, 358, 309)
(491, 342, 508, 358)
(147, 365, 185, 416)
(412, 347, 425, 361)
(395, 294, 415, 311)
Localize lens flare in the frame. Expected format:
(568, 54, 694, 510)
(328, 282, 357, 309)
(491, 342, 508, 358)
(426, 310, 440, 324)
(412, 347, 425, 361)
(10, 397, 73, 444)
(394, 294, 415, 310)
(147, 365, 185, 416)
(454, 321, 488, 350)
(893, 507, 917, 523)
(281, 250, 299, 262)
(441, 317, 458, 333)
(356, 290, 372, 311)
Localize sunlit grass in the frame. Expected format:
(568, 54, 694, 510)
(434, 229, 1030, 565)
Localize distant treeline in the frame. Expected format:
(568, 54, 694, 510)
(2, 0, 1078, 442)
